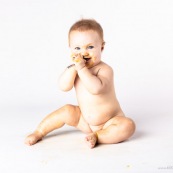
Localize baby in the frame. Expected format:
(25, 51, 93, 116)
(25, 19, 135, 148)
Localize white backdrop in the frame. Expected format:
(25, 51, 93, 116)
(0, 0, 173, 117)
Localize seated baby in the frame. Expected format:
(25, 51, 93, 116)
(25, 19, 135, 148)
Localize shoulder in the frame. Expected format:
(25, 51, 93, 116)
(93, 61, 114, 77)
(98, 61, 114, 73)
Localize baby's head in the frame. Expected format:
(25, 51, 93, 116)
(68, 19, 105, 45)
(68, 19, 105, 68)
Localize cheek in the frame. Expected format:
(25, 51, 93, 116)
(89, 52, 97, 60)
(89, 52, 94, 57)
(92, 57, 97, 62)
(70, 47, 78, 53)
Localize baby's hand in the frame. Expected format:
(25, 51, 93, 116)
(71, 53, 86, 71)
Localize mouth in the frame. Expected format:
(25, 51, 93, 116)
(83, 56, 91, 62)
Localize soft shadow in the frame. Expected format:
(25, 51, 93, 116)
(44, 128, 81, 139)
(130, 130, 146, 141)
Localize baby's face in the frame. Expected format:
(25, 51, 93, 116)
(69, 30, 104, 68)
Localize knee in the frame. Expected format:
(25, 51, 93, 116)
(62, 104, 75, 114)
(122, 117, 136, 137)
(61, 104, 80, 126)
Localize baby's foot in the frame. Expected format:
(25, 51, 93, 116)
(85, 133, 98, 149)
(25, 132, 43, 146)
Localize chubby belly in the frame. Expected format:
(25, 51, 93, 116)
(75, 78, 123, 126)
(79, 104, 120, 126)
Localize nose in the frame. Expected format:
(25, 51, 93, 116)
(81, 49, 89, 56)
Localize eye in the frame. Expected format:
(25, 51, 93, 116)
(75, 47, 80, 50)
(87, 46, 94, 49)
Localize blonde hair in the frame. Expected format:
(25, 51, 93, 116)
(68, 19, 105, 43)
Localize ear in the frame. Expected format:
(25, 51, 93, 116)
(101, 41, 105, 51)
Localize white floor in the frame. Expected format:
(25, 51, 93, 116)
(1, 103, 173, 173)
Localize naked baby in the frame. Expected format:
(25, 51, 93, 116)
(25, 19, 135, 148)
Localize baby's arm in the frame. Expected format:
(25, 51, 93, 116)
(58, 64, 77, 91)
(77, 65, 113, 95)
(72, 54, 113, 94)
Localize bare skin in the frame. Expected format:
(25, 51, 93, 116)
(25, 30, 135, 148)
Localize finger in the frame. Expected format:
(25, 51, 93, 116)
(70, 53, 77, 59)
(74, 57, 83, 63)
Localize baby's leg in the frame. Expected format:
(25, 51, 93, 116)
(86, 116, 135, 148)
(25, 104, 81, 145)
